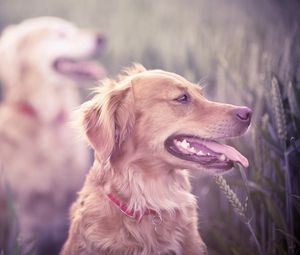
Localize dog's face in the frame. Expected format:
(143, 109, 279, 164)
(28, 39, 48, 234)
(0, 17, 105, 86)
(83, 65, 251, 174)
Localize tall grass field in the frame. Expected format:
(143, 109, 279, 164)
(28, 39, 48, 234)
(0, 0, 299, 254)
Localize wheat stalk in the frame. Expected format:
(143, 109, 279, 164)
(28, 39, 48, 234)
(214, 169, 264, 255)
(287, 81, 300, 132)
(287, 81, 300, 117)
(213, 174, 246, 218)
(271, 77, 287, 146)
(270, 79, 294, 255)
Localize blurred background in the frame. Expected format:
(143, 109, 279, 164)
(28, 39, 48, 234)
(0, 0, 300, 254)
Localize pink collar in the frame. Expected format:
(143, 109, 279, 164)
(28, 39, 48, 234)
(13, 101, 66, 125)
(107, 193, 157, 222)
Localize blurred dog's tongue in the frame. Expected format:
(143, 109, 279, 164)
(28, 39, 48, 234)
(56, 59, 106, 80)
(202, 140, 249, 168)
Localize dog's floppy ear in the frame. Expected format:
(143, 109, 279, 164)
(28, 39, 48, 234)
(0, 25, 20, 87)
(81, 79, 135, 162)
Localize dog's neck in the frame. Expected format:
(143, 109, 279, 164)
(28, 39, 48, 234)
(106, 192, 158, 222)
(93, 155, 196, 218)
(12, 100, 66, 125)
(5, 79, 80, 124)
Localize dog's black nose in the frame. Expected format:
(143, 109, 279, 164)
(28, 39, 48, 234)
(95, 34, 106, 47)
(235, 107, 252, 123)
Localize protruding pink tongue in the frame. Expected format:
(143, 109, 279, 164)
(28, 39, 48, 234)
(201, 140, 249, 168)
(55, 59, 106, 80)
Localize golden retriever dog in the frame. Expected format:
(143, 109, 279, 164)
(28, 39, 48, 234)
(61, 64, 252, 255)
(0, 17, 105, 254)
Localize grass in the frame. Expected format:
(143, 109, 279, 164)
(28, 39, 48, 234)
(214, 166, 264, 255)
(0, 0, 299, 254)
(0, 173, 36, 255)
(204, 19, 300, 255)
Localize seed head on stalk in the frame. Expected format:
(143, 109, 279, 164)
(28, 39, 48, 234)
(270, 77, 287, 146)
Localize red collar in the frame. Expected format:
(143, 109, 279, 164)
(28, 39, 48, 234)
(13, 101, 66, 125)
(107, 193, 158, 222)
(14, 101, 38, 119)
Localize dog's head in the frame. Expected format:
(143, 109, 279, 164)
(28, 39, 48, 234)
(81, 64, 251, 174)
(0, 17, 105, 87)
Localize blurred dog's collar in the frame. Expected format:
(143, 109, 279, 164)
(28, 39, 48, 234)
(106, 193, 159, 222)
(13, 101, 66, 124)
(14, 101, 38, 119)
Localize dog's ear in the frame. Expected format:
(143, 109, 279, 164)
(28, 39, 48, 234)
(0, 24, 34, 88)
(0, 25, 19, 87)
(81, 79, 135, 162)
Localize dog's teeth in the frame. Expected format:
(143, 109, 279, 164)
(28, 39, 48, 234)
(207, 153, 211, 156)
(189, 147, 196, 153)
(181, 144, 187, 149)
(181, 139, 190, 149)
(197, 150, 205, 156)
(219, 154, 226, 161)
(175, 140, 182, 146)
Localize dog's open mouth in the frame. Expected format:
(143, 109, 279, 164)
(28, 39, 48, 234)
(53, 58, 106, 81)
(165, 135, 249, 170)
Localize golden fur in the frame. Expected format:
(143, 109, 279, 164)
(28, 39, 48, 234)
(0, 17, 105, 252)
(61, 64, 251, 255)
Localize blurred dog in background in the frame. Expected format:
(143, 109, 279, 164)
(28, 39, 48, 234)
(0, 17, 106, 254)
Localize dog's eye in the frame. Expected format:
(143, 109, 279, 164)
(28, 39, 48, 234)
(175, 94, 190, 104)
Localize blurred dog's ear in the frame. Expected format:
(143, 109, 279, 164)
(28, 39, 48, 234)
(81, 79, 135, 162)
(0, 25, 20, 87)
(0, 24, 35, 88)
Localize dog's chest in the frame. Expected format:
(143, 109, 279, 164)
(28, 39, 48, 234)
(1, 114, 83, 158)
(0, 113, 88, 192)
(137, 213, 185, 253)
(86, 210, 187, 255)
